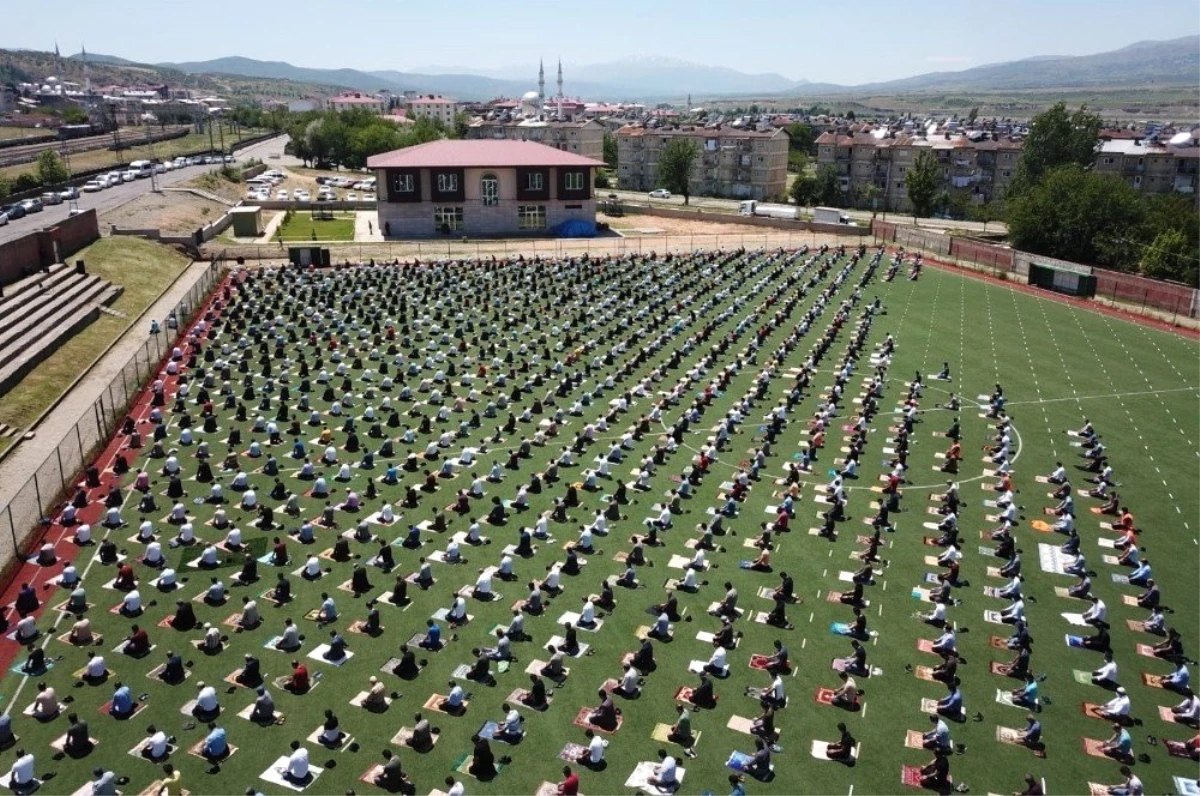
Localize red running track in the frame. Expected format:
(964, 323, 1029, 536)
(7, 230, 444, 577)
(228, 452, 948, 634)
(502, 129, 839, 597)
(0, 271, 238, 675)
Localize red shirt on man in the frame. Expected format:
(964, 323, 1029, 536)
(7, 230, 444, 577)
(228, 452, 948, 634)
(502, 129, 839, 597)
(558, 771, 580, 795)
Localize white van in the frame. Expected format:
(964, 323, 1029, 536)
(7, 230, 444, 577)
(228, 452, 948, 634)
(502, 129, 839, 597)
(128, 160, 154, 178)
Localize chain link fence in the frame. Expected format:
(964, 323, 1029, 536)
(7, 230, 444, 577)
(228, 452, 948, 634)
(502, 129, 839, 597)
(0, 262, 225, 565)
(209, 231, 870, 265)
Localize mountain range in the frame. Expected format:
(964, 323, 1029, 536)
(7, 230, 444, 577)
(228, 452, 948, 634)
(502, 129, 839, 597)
(52, 35, 1200, 101)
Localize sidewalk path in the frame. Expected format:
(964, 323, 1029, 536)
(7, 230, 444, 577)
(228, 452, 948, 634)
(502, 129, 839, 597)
(354, 210, 383, 242)
(0, 260, 213, 522)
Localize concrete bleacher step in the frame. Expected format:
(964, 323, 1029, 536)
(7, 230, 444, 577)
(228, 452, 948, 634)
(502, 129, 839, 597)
(0, 273, 109, 363)
(0, 294, 111, 398)
(0, 276, 116, 375)
(0, 263, 74, 318)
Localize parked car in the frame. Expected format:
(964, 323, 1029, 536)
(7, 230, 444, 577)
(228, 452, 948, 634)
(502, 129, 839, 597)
(82, 180, 103, 193)
(277, 189, 288, 200)
(223, 155, 234, 163)
(0, 211, 8, 226)
(362, 193, 376, 202)
(345, 192, 358, 202)
(20, 198, 44, 213)
(40, 191, 64, 206)
(295, 190, 311, 202)
(3, 203, 27, 219)
(648, 188, 671, 199)
(60, 187, 80, 200)
(122, 170, 138, 182)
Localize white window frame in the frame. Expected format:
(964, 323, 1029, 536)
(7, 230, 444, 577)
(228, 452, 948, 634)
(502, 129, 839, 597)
(481, 173, 499, 206)
(564, 171, 584, 191)
(434, 206, 463, 231)
(526, 172, 544, 191)
(392, 173, 414, 193)
(436, 172, 459, 193)
(517, 205, 546, 230)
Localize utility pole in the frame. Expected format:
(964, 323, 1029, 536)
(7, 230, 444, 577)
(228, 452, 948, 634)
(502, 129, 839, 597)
(208, 118, 215, 153)
(111, 103, 124, 165)
(218, 120, 225, 156)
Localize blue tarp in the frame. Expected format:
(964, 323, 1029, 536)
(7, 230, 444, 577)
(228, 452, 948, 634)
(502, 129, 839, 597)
(553, 219, 596, 238)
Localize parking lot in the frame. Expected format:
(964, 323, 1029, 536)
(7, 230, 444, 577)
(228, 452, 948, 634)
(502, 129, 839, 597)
(242, 166, 376, 204)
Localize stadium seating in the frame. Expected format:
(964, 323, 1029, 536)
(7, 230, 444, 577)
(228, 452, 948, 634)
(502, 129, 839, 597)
(0, 263, 123, 397)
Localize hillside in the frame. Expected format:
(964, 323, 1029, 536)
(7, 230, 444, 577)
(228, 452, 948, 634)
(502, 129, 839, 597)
(0, 48, 348, 102)
(5, 36, 1197, 105)
(801, 35, 1200, 94)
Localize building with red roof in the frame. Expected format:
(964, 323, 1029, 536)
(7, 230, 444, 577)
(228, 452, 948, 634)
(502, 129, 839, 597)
(328, 92, 386, 114)
(367, 139, 604, 238)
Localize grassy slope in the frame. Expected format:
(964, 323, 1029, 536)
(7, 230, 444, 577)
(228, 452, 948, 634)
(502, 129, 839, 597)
(2, 257, 1195, 796)
(0, 238, 191, 453)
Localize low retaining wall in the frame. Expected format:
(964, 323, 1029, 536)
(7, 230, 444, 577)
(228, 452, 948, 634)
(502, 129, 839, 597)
(0, 210, 101, 287)
(114, 209, 235, 247)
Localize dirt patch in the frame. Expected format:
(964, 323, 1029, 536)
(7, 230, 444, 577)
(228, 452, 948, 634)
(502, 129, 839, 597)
(603, 211, 853, 249)
(101, 192, 227, 236)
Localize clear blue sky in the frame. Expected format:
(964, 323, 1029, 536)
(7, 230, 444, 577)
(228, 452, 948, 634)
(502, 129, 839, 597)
(9, 0, 1198, 84)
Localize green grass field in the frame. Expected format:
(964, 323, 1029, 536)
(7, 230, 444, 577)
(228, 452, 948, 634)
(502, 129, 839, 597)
(275, 211, 356, 242)
(2, 251, 1196, 796)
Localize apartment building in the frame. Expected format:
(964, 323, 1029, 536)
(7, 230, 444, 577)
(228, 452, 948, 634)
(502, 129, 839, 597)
(328, 92, 386, 114)
(466, 118, 605, 162)
(407, 95, 458, 126)
(1094, 137, 1199, 196)
(816, 126, 1024, 212)
(617, 125, 789, 200)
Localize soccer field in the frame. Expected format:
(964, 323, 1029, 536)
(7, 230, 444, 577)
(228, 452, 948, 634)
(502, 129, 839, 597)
(1, 248, 1196, 796)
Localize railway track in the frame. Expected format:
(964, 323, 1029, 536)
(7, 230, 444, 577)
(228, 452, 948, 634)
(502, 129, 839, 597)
(0, 126, 191, 168)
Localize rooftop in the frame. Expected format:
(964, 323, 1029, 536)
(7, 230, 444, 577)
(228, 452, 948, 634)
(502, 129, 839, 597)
(367, 139, 604, 169)
(618, 125, 785, 139)
(330, 95, 383, 105)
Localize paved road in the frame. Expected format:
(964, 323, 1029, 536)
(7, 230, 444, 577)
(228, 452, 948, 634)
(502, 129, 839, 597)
(0, 135, 288, 245)
(607, 188, 1008, 235)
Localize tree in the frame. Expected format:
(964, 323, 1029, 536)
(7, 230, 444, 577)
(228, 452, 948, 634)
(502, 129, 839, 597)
(967, 107, 979, 124)
(1140, 228, 1198, 285)
(1006, 164, 1145, 268)
(905, 151, 941, 219)
(602, 132, 618, 170)
(59, 106, 88, 125)
(36, 150, 69, 186)
(790, 174, 816, 207)
(787, 149, 808, 174)
(451, 112, 470, 139)
(967, 201, 1005, 233)
(656, 138, 699, 204)
(862, 183, 882, 218)
(785, 123, 815, 155)
(1010, 102, 1102, 196)
(812, 164, 841, 207)
(0, 175, 10, 201)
